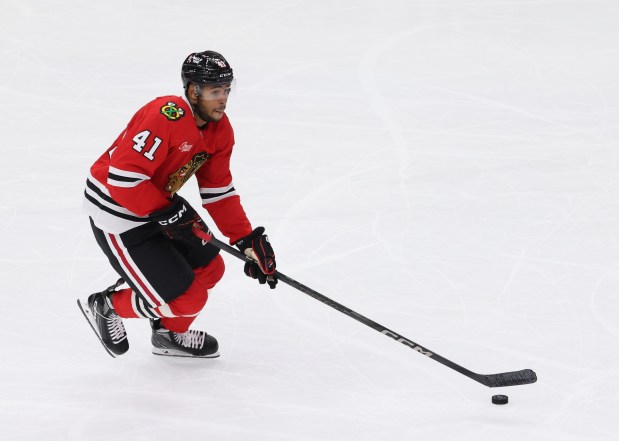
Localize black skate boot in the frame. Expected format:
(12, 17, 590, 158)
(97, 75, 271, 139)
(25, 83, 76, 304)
(77, 278, 129, 358)
(150, 319, 219, 358)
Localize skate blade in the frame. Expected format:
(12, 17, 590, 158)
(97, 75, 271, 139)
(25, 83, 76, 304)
(77, 298, 117, 359)
(152, 347, 220, 358)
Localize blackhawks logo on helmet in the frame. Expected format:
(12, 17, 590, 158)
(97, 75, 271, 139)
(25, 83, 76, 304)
(160, 102, 185, 121)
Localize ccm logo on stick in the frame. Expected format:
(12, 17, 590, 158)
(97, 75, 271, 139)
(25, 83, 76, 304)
(381, 330, 433, 357)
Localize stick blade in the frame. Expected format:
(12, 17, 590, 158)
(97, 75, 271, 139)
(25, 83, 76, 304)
(477, 369, 537, 387)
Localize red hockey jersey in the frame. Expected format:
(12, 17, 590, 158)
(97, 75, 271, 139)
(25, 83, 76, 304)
(84, 95, 252, 242)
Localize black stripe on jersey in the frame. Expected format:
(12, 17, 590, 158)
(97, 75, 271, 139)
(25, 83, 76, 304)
(86, 179, 121, 207)
(108, 172, 143, 183)
(200, 187, 236, 200)
(84, 191, 147, 222)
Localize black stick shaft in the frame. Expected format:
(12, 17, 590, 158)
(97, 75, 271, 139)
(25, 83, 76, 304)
(199, 231, 537, 388)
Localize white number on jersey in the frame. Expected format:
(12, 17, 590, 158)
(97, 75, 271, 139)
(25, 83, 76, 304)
(132, 130, 162, 161)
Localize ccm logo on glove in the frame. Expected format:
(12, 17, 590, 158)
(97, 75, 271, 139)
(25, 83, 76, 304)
(149, 194, 212, 246)
(156, 204, 187, 225)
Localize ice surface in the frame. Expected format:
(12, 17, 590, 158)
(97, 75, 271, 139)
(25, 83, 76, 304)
(1, 0, 618, 439)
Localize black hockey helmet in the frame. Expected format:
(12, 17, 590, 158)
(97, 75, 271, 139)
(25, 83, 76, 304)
(181, 51, 233, 90)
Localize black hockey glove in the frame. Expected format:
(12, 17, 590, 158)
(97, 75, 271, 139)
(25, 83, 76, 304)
(149, 194, 211, 246)
(234, 227, 277, 289)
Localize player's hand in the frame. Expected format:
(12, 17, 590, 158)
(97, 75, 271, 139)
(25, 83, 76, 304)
(234, 227, 277, 289)
(149, 194, 211, 245)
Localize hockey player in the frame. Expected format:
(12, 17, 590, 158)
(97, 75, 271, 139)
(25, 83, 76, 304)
(78, 50, 277, 359)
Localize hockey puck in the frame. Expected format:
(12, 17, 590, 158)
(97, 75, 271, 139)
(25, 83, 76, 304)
(492, 395, 508, 405)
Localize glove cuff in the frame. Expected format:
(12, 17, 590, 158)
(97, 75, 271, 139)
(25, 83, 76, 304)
(234, 226, 265, 252)
(149, 194, 184, 223)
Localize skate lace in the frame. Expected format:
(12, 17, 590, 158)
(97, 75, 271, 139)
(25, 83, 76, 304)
(173, 329, 205, 349)
(104, 313, 127, 343)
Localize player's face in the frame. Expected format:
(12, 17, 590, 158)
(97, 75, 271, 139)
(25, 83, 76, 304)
(195, 83, 232, 123)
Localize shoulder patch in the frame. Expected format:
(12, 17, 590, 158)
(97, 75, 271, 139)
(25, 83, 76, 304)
(160, 101, 185, 121)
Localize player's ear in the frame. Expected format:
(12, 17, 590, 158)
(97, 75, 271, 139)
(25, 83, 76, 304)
(187, 83, 199, 103)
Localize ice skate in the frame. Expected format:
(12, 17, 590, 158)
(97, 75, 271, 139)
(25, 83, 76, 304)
(151, 319, 219, 358)
(77, 279, 129, 358)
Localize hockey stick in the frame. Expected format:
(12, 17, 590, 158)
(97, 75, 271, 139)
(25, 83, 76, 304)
(194, 229, 537, 388)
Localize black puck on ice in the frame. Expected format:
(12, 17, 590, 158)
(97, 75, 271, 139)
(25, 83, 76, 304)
(492, 395, 509, 405)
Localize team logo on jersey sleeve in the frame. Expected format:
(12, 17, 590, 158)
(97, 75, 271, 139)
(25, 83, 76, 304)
(160, 102, 185, 121)
(165, 152, 209, 193)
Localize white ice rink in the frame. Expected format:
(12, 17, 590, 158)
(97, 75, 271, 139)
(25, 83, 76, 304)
(2, 0, 619, 439)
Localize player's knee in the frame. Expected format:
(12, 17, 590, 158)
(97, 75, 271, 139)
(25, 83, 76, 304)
(166, 256, 225, 317)
(194, 254, 225, 288)
(167, 278, 208, 316)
